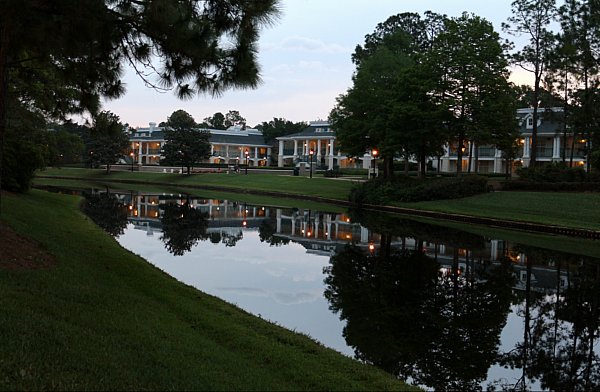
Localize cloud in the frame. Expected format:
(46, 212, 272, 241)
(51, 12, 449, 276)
(275, 36, 351, 54)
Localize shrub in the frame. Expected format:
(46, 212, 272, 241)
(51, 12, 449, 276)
(517, 163, 587, 182)
(324, 168, 341, 178)
(349, 175, 489, 205)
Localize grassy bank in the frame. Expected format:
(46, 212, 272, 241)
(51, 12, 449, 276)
(37, 167, 600, 231)
(0, 190, 409, 390)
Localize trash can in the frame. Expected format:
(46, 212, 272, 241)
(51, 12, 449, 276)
(293, 167, 299, 176)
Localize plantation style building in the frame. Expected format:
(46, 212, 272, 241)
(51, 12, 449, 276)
(130, 122, 272, 167)
(129, 108, 591, 173)
(435, 108, 589, 174)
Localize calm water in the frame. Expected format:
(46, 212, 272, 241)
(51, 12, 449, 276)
(73, 187, 600, 391)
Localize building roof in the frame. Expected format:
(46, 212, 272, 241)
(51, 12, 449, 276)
(276, 121, 335, 141)
(517, 107, 565, 135)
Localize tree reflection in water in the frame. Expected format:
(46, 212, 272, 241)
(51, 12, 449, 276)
(82, 191, 129, 237)
(498, 247, 600, 391)
(324, 238, 514, 391)
(159, 200, 209, 256)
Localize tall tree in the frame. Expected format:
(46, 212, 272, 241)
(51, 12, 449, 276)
(0, 0, 280, 195)
(503, 0, 557, 167)
(331, 13, 446, 178)
(556, 0, 600, 172)
(161, 110, 210, 174)
(431, 13, 513, 175)
(87, 111, 130, 173)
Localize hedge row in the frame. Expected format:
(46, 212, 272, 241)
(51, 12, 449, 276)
(350, 175, 489, 205)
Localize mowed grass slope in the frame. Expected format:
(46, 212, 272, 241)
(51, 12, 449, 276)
(0, 190, 410, 391)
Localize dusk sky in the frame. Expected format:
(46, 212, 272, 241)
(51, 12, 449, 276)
(103, 0, 530, 129)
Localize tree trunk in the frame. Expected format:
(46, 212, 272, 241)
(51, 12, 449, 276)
(404, 157, 409, 176)
(419, 153, 426, 179)
(0, 21, 10, 212)
(456, 135, 464, 176)
(474, 142, 480, 174)
(467, 141, 473, 174)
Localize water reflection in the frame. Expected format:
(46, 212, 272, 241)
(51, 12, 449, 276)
(81, 190, 129, 236)
(159, 199, 209, 256)
(74, 188, 600, 391)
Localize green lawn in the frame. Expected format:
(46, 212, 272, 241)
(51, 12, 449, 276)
(405, 191, 600, 231)
(0, 190, 411, 391)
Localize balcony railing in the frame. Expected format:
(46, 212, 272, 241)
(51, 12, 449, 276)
(477, 147, 496, 157)
(145, 148, 161, 154)
(536, 147, 554, 158)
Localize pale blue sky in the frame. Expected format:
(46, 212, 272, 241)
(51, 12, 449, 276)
(103, 0, 527, 128)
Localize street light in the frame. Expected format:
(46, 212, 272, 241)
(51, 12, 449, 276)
(309, 149, 314, 178)
(244, 149, 249, 175)
(371, 148, 378, 178)
(129, 151, 135, 172)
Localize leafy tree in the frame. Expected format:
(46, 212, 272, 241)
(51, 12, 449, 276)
(224, 110, 246, 129)
(44, 129, 85, 166)
(556, 0, 600, 172)
(161, 110, 210, 174)
(503, 0, 558, 167)
(1, 99, 46, 192)
(0, 0, 280, 196)
(87, 111, 129, 173)
(256, 118, 307, 144)
(431, 13, 513, 175)
(331, 13, 447, 178)
(160, 201, 209, 256)
(202, 112, 226, 130)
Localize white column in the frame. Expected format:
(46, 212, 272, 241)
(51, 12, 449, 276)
(225, 145, 229, 159)
(317, 140, 321, 158)
(328, 139, 335, 169)
(137, 143, 142, 164)
(523, 137, 530, 158)
(553, 136, 561, 159)
(305, 140, 309, 155)
(490, 240, 498, 261)
(278, 141, 284, 167)
(360, 227, 369, 243)
(293, 140, 298, 159)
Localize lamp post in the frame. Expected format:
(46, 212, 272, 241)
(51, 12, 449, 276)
(371, 148, 378, 178)
(244, 149, 249, 175)
(309, 149, 314, 178)
(129, 151, 135, 172)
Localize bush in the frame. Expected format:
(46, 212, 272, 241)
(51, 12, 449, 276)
(517, 163, 587, 182)
(324, 168, 341, 178)
(349, 175, 489, 205)
(2, 133, 45, 192)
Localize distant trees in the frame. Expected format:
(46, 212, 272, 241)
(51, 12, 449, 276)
(87, 111, 130, 173)
(161, 110, 210, 174)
